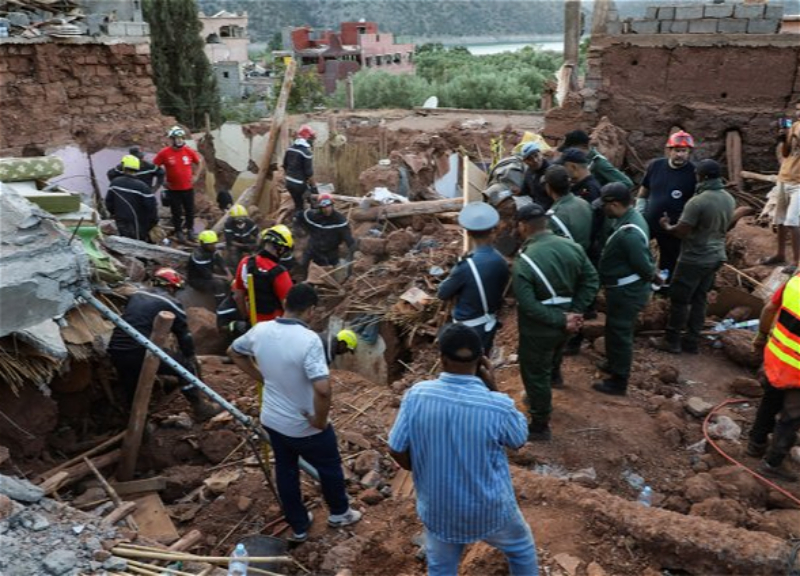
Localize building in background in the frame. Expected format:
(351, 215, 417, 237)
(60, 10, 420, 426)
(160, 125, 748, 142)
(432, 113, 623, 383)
(290, 21, 415, 93)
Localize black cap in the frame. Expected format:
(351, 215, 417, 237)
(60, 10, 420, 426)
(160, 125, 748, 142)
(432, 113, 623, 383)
(696, 159, 721, 179)
(560, 148, 589, 165)
(558, 130, 590, 151)
(128, 146, 144, 159)
(516, 202, 546, 221)
(438, 323, 483, 363)
(600, 182, 632, 203)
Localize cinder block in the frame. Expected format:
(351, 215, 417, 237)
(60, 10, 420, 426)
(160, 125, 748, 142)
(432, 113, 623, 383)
(606, 20, 623, 35)
(645, 6, 659, 19)
(747, 18, 780, 34)
(717, 18, 748, 34)
(630, 19, 661, 34)
(703, 4, 734, 19)
(657, 7, 675, 20)
(106, 21, 149, 37)
(658, 19, 674, 33)
(6, 12, 30, 27)
(734, 4, 765, 19)
(689, 18, 719, 34)
(765, 4, 785, 20)
(670, 20, 690, 34)
(675, 5, 704, 20)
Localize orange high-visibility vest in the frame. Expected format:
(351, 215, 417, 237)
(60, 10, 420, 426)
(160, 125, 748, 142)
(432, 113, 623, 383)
(765, 275, 800, 388)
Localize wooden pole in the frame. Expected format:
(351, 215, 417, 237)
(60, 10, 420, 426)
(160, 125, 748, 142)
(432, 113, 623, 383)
(36, 432, 125, 483)
(117, 312, 175, 481)
(591, 0, 612, 37)
(346, 73, 355, 110)
(726, 130, 744, 190)
(564, 0, 582, 93)
(53, 449, 122, 489)
(84, 456, 138, 530)
(351, 197, 465, 221)
(253, 58, 297, 217)
(204, 112, 216, 201)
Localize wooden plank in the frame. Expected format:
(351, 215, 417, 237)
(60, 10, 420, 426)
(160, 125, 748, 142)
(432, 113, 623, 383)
(111, 477, 167, 497)
(102, 236, 190, 267)
(102, 501, 138, 527)
(129, 492, 180, 545)
(39, 471, 69, 495)
(51, 449, 122, 489)
(726, 131, 744, 191)
(352, 197, 465, 221)
(461, 155, 487, 252)
(390, 469, 415, 499)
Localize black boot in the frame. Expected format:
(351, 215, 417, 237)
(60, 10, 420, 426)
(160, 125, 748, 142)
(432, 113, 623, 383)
(551, 368, 564, 389)
(592, 376, 628, 396)
(563, 334, 583, 357)
(527, 420, 552, 442)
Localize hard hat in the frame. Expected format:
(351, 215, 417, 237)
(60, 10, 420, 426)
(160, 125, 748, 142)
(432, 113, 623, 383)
(198, 230, 219, 245)
(168, 126, 186, 139)
(261, 224, 294, 250)
(297, 124, 316, 140)
(229, 204, 248, 218)
(153, 267, 184, 289)
(337, 329, 358, 351)
(318, 193, 333, 207)
(458, 202, 499, 232)
(520, 142, 541, 159)
(121, 154, 141, 171)
(666, 130, 694, 149)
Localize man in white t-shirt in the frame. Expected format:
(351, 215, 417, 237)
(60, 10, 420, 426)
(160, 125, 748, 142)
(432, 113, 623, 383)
(228, 284, 361, 543)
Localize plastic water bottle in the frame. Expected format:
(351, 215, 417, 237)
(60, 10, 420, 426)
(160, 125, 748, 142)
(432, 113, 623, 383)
(227, 543, 249, 576)
(637, 485, 653, 507)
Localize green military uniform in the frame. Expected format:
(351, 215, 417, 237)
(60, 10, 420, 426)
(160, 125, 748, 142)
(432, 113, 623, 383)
(513, 231, 599, 426)
(598, 208, 655, 381)
(587, 148, 634, 188)
(547, 193, 594, 252)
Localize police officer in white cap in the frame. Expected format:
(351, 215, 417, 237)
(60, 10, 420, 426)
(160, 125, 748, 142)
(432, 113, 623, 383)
(438, 202, 510, 353)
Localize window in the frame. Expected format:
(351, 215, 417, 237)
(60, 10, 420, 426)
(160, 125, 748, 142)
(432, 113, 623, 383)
(365, 57, 372, 67)
(393, 53, 401, 64)
(357, 26, 366, 35)
(223, 71, 230, 78)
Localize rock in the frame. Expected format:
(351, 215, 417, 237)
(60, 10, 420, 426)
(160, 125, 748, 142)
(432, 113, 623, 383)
(93, 550, 112, 562)
(0, 494, 12, 519)
(684, 473, 719, 503)
(553, 553, 583, 576)
(710, 465, 767, 507)
(763, 509, 800, 539)
(360, 487, 385, 505)
(587, 562, 608, 576)
(117, 255, 146, 283)
(690, 497, 747, 527)
(21, 511, 50, 531)
(358, 237, 387, 257)
(568, 468, 598, 488)
(103, 556, 128, 571)
(768, 488, 800, 510)
(360, 470, 383, 488)
(385, 230, 417, 256)
(321, 535, 368, 572)
(685, 397, 714, 418)
(720, 329, 762, 368)
(707, 415, 742, 442)
(339, 430, 371, 450)
(729, 377, 763, 398)
(187, 307, 229, 355)
(237, 495, 253, 512)
(162, 465, 208, 502)
(203, 469, 242, 495)
(662, 495, 691, 514)
(160, 412, 194, 430)
(71, 487, 107, 510)
(353, 450, 381, 476)
(200, 429, 241, 464)
(0, 474, 44, 503)
(658, 364, 680, 384)
(42, 550, 78, 575)
(593, 336, 606, 356)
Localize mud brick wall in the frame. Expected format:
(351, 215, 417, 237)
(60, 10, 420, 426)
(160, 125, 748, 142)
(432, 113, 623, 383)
(616, 2, 785, 35)
(0, 40, 171, 156)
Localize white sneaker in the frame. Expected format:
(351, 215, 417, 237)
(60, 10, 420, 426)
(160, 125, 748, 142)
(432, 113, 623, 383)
(288, 511, 314, 543)
(327, 508, 362, 528)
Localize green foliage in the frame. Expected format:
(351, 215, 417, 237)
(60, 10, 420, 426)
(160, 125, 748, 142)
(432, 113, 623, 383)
(143, 0, 221, 129)
(271, 64, 327, 113)
(331, 71, 431, 109)
(220, 95, 267, 124)
(268, 32, 283, 51)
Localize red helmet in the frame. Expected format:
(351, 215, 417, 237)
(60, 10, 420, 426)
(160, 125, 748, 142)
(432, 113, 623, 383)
(297, 124, 316, 140)
(153, 267, 184, 289)
(318, 193, 333, 207)
(666, 130, 695, 149)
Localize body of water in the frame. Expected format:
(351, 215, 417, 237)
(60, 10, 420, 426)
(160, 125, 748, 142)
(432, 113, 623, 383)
(464, 40, 564, 55)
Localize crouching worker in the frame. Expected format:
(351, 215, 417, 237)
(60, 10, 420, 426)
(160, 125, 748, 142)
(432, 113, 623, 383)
(319, 329, 358, 366)
(106, 267, 221, 420)
(187, 230, 232, 304)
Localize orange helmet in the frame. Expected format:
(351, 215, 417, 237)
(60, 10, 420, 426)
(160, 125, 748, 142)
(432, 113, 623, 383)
(666, 130, 695, 149)
(297, 124, 316, 140)
(153, 267, 184, 289)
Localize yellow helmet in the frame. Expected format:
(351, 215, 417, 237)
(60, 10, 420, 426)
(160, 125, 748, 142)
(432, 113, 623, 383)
(121, 154, 141, 171)
(198, 230, 219, 245)
(336, 329, 358, 351)
(229, 204, 248, 218)
(261, 224, 293, 249)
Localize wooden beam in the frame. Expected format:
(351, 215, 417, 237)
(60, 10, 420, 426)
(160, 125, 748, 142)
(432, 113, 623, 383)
(52, 449, 122, 489)
(726, 130, 744, 190)
(39, 471, 69, 496)
(36, 432, 125, 484)
(84, 456, 138, 531)
(111, 477, 167, 497)
(591, 0, 612, 36)
(102, 236, 190, 267)
(351, 197, 465, 221)
(117, 312, 175, 482)
(102, 501, 138, 527)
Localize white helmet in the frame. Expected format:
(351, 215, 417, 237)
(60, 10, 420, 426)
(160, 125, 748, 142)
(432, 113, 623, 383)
(168, 126, 186, 139)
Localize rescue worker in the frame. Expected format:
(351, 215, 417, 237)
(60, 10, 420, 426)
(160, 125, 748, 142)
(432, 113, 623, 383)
(186, 230, 231, 303)
(319, 329, 358, 366)
(106, 268, 219, 419)
(223, 204, 259, 268)
(636, 130, 697, 286)
(561, 148, 602, 203)
(593, 183, 657, 396)
(519, 142, 552, 210)
(232, 225, 294, 325)
(107, 146, 165, 191)
(216, 284, 248, 342)
(153, 126, 204, 243)
(284, 124, 318, 221)
(651, 159, 736, 354)
(748, 269, 800, 481)
(299, 194, 356, 275)
(438, 202, 510, 354)
(105, 154, 158, 242)
(545, 165, 593, 253)
(513, 203, 599, 441)
(558, 129, 634, 188)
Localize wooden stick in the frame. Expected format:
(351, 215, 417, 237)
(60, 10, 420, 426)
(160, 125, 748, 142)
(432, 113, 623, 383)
(722, 263, 768, 290)
(168, 529, 203, 553)
(111, 547, 293, 564)
(117, 311, 175, 481)
(53, 449, 122, 490)
(741, 170, 778, 184)
(83, 456, 138, 531)
(127, 559, 196, 576)
(102, 501, 137, 526)
(36, 431, 125, 483)
(39, 471, 69, 495)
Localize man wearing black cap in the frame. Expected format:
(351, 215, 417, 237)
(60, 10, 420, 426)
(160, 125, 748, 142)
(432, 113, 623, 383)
(388, 323, 537, 576)
(559, 129, 634, 189)
(593, 183, 658, 395)
(107, 146, 165, 191)
(438, 202, 510, 353)
(513, 203, 599, 440)
(651, 159, 736, 354)
(561, 148, 602, 204)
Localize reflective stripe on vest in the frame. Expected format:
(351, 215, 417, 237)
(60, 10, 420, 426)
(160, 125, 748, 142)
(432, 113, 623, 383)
(765, 275, 800, 388)
(519, 253, 572, 306)
(546, 209, 573, 241)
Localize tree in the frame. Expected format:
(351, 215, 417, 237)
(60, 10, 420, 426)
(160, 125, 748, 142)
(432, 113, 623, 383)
(143, 0, 221, 129)
(271, 63, 327, 113)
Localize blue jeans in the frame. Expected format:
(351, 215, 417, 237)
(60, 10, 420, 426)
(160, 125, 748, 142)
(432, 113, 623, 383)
(425, 508, 538, 576)
(264, 425, 349, 533)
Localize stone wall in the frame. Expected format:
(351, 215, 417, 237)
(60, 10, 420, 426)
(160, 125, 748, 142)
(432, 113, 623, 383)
(0, 38, 171, 157)
(612, 2, 785, 35)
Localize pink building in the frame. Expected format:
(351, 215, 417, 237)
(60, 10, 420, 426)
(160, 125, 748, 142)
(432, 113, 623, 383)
(291, 22, 415, 94)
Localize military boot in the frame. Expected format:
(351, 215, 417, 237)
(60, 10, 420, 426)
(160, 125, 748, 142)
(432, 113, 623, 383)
(592, 376, 628, 396)
(527, 420, 552, 442)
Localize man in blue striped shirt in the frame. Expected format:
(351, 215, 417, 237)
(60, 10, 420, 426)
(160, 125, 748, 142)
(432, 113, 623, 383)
(388, 324, 538, 576)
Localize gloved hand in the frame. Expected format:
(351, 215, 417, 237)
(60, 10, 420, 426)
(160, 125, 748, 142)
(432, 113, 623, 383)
(752, 331, 769, 352)
(635, 198, 648, 214)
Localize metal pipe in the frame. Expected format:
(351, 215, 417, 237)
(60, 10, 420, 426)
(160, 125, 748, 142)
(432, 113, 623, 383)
(78, 289, 320, 480)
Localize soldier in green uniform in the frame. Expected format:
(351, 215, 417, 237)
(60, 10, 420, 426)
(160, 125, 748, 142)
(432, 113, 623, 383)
(513, 203, 599, 441)
(593, 183, 659, 396)
(545, 165, 594, 252)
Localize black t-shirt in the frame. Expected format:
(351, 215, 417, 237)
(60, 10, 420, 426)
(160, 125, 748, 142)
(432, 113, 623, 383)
(642, 158, 696, 226)
(520, 159, 552, 210)
(571, 174, 602, 203)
